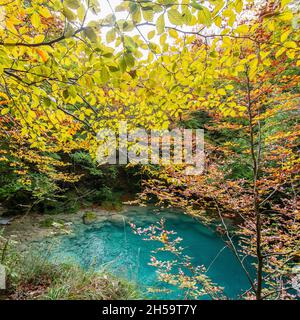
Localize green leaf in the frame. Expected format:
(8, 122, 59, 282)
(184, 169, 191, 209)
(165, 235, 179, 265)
(100, 67, 110, 83)
(77, 5, 86, 22)
(119, 57, 127, 72)
(182, 10, 193, 25)
(106, 29, 116, 43)
(131, 4, 141, 23)
(124, 53, 135, 68)
(168, 9, 183, 25)
(197, 6, 212, 26)
(63, 7, 76, 21)
(124, 36, 137, 51)
(43, 97, 52, 107)
(191, 1, 203, 10)
(84, 27, 97, 43)
(122, 21, 134, 32)
(103, 14, 116, 26)
(148, 42, 160, 54)
(115, 3, 128, 12)
(108, 65, 119, 72)
(142, 8, 154, 21)
(65, 0, 81, 10)
(62, 89, 69, 100)
(156, 14, 165, 34)
(65, 23, 75, 38)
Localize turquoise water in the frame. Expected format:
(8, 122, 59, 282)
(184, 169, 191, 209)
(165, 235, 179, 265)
(42, 207, 254, 299)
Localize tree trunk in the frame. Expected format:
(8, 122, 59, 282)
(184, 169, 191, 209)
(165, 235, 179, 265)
(246, 68, 263, 299)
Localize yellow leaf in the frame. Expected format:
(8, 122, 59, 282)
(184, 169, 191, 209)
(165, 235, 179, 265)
(31, 12, 41, 28)
(34, 35, 45, 43)
(29, 110, 36, 119)
(161, 121, 169, 129)
(217, 88, 226, 95)
(284, 41, 297, 49)
(0, 92, 9, 100)
(235, 25, 248, 34)
(263, 58, 271, 66)
(6, 20, 18, 34)
(234, 0, 243, 13)
(260, 51, 270, 59)
(267, 20, 275, 31)
(169, 29, 178, 39)
(286, 50, 295, 59)
(147, 30, 155, 40)
(280, 30, 291, 42)
(275, 47, 286, 58)
(38, 7, 52, 18)
(279, 11, 293, 21)
(160, 33, 167, 46)
(1, 108, 9, 115)
(229, 109, 236, 117)
(214, 16, 222, 27)
(281, 0, 292, 6)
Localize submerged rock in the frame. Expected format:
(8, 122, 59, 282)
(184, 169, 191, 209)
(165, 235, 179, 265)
(109, 214, 125, 227)
(82, 211, 97, 225)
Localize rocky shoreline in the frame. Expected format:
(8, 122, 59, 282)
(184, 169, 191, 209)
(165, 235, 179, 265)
(1, 206, 134, 246)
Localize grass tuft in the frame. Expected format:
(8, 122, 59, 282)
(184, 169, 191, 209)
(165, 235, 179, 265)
(0, 234, 141, 300)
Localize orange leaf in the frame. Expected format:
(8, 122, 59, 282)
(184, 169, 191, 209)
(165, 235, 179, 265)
(36, 49, 48, 62)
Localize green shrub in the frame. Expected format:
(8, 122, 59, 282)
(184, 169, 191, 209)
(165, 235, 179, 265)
(101, 200, 123, 212)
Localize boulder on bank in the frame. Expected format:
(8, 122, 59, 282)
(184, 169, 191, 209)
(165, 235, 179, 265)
(82, 211, 97, 225)
(0, 217, 13, 225)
